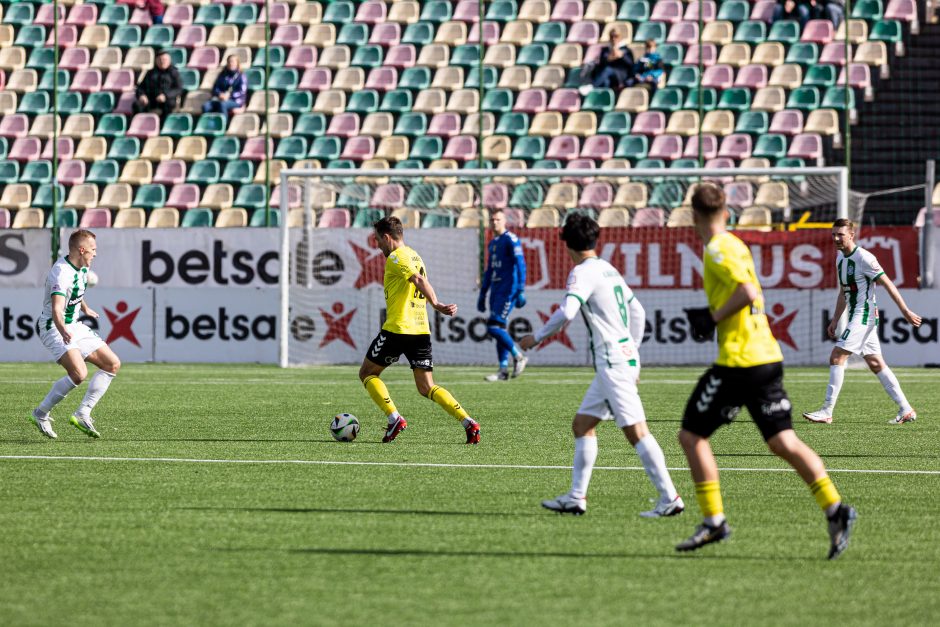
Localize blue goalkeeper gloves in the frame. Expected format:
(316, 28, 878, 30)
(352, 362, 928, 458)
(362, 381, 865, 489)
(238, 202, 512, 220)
(477, 293, 487, 313)
(514, 291, 527, 308)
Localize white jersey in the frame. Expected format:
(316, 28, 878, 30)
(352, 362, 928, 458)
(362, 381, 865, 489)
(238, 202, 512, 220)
(836, 246, 884, 326)
(38, 257, 88, 333)
(565, 257, 639, 367)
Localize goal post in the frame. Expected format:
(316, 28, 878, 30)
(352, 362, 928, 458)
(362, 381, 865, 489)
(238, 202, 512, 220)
(278, 166, 849, 368)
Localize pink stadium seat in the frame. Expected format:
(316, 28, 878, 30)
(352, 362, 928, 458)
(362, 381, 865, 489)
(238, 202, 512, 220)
(341, 136, 376, 161)
(649, 134, 683, 161)
(578, 182, 614, 209)
(684, 43, 717, 67)
(130, 9, 154, 26)
(668, 21, 700, 45)
(385, 45, 417, 68)
(272, 184, 302, 208)
(546, 135, 581, 161)
(35, 3, 66, 27)
(769, 110, 805, 136)
(286, 46, 319, 69)
(163, 4, 194, 27)
(724, 182, 754, 209)
(319, 208, 351, 228)
(734, 64, 769, 89)
(801, 19, 834, 44)
(175, 25, 207, 49)
(259, 2, 291, 25)
(503, 208, 525, 227)
(370, 23, 402, 47)
(468, 21, 501, 45)
(241, 137, 275, 161)
(188, 46, 220, 71)
(356, 1, 388, 25)
(9, 137, 42, 163)
(684, 1, 717, 21)
(583, 43, 606, 64)
(633, 208, 666, 227)
(547, 89, 581, 113)
(271, 24, 303, 47)
(167, 184, 201, 211)
(428, 113, 462, 137)
(564, 159, 596, 183)
(42, 137, 74, 160)
(702, 64, 734, 89)
(567, 21, 600, 45)
(80, 208, 112, 229)
(552, 0, 585, 23)
(327, 113, 362, 138)
(0, 70, 5, 91)
(154, 160, 187, 185)
(683, 134, 718, 160)
(127, 113, 161, 139)
(717, 133, 753, 160)
(820, 42, 849, 66)
(104, 69, 136, 92)
(300, 68, 333, 90)
(47, 25, 79, 48)
(57, 160, 86, 185)
(514, 89, 548, 113)
(60, 47, 91, 71)
(72, 68, 103, 93)
(750, 0, 777, 22)
(0, 209, 9, 229)
(443, 135, 478, 162)
(0, 114, 30, 139)
(787, 133, 824, 163)
(703, 158, 736, 184)
(632, 111, 667, 136)
(885, 0, 918, 22)
(580, 135, 615, 161)
(483, 183, 509, 209)
(67, 3, 98, 26)
(371, 183, 406, 208)
(651, 1, 683, 23)
(454, 1, 481, 23)
(115, 92, 138, 115)
(365, 66, 399, 91)
(839, 64, 872, 90)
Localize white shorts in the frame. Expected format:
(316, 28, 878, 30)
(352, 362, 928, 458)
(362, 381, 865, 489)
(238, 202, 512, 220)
(39, 322, 106, 362)
(577, 361, 646, 428)
(836, 319, 881, 356)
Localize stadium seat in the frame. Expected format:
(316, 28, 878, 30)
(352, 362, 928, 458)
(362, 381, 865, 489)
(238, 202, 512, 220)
(13, 208, 44, 229)
(113, 208, 145, 228)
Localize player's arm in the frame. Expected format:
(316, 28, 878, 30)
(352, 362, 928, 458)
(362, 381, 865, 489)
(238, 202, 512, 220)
(876, 274, 922, 327)
(50, 293, 72, 344)
(711, 281, 760, 323)
(80, 299, 99, 319)
(628, 296, 646, 347)
(478, 247, 492, 312)
(409, 273, 457, 317)
(512, 237, 527, 307)
(519, 295, 580, 350)
(828, 290, 846, 339)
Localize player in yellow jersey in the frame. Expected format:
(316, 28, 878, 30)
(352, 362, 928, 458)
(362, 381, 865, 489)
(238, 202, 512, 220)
(675, 184, 856, 559)
(358, 217, 480, 444)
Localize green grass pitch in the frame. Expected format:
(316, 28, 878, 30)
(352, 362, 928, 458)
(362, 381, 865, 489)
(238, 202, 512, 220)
(1, 363, 938, 626)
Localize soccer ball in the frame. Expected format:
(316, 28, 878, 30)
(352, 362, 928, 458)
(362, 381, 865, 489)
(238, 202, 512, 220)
(86, 270, 98, 288)
(330, 413, 360, 442)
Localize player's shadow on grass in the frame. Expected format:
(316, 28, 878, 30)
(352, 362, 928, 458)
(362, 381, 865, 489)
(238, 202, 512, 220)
(180, 506, 538, 517)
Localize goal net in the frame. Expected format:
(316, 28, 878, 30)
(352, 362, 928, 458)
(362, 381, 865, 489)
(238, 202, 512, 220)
(278, 167, 848, 368)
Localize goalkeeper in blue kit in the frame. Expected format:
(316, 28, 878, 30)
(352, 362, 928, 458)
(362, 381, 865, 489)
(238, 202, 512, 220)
(477, 209, 529, 381)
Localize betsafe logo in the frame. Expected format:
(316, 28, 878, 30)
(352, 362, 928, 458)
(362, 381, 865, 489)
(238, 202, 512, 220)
(104, 301, 142, 347)
(0, 233, 31, 276)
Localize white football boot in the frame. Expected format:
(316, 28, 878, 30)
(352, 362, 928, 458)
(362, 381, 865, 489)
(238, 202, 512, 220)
(484, 370, 510, 382)
(541, 493, 587, 515)
(640, 495, 685, 518)
(31, 409, 57, 439)
(512, 354, 528, 378)
(803, 409, 833, 424)
(888, 408, 917, 425)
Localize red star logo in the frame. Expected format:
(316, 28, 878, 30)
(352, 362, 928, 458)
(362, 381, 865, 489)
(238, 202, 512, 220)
(351, 237, 386, 289)
(104, 301, 141, 347)
(767, 303, 798, 350)
(536, 306, 576, 351)
(319, 302, 357, 349)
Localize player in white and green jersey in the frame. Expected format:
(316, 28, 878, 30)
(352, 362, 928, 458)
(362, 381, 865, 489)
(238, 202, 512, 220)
(31, 230, 121, 439)
(803, 219, 922, 426)
(520, 213, 683, 518)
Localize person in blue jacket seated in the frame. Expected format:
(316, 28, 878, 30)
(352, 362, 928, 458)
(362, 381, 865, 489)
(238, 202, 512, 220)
(203, 55, 248, 121)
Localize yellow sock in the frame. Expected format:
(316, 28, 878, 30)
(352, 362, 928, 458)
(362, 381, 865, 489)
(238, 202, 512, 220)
(809, 475, 841, 512)
(363, 376, 397, 417)
(694, 480, 724, 518)
(426, 385, 470, 421)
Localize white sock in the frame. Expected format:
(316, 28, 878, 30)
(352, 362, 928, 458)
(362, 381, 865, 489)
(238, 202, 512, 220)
(570, 436, 598, 499)
(822, 365, 845, 413)
(876, 367, 911, 413)
(635, 434, 679, 502)
(705, 514, 726, 527)
(461, 417, 475, 428)
(387, 411, 401, 425)
(76, 370, 116, 417)
(38, 376, 79, 415)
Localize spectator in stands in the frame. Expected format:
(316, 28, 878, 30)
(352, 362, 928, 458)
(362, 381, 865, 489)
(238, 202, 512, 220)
(820, 0, 845, 29)
(629, 40, 665, 94)
(119, 0, 165, 24)
(773, 0, 812, 28)
(203, 55, 247, 121)
(133, 50, 182, 119)
(578, 27, 635, 95)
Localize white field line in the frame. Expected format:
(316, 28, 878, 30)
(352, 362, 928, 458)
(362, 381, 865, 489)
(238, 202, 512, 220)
(1, 454, 939, 475)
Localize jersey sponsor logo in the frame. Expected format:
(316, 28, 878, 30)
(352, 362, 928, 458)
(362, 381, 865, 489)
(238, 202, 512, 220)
(696, 375, 722, 413)
(319, 302, 357, 349)
(104, 301, 142, 347)
(766, 302, 799, 350)
(761, 398, 791, 416)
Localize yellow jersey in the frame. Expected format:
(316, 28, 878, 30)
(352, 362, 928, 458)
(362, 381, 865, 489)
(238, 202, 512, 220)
(382, 244, 430, 335)
(703, 232, 783, 368)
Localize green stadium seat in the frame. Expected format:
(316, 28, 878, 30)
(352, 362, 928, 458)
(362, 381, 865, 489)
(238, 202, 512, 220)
(483, 88, 514, 113)
(650, 87, 684, 112)
(38, 69, 70, 91)
(582, 89, 615, 113)
(509, 182, 545, 210)
(658, 43, 685, 66)
(83, 92, 115, 115)
(517, 43, 551, 68)
(735, 110, 770, 136)
(164, 47, 188, 68)
(324, 1, 356, 24)
(281, 91, 313, 114)
(667, 66, 701, 89)
(486, 0, 518, 22)
(295, 113, 328, 138)
(753, 134, 788, 159)
(769, 20, 800, 44)
(234, 184, 267, 211)
(112, 25, 142, 49)
(564, 68, 583, 89)
(337, 184, 370, 211)
(134, 184, 167, 210)
(55, 92, 84, 115)
(0, 139, 7, 161)
(394, 111, 428, 137)
(107, 137, 140, 162)
(718, 0, 751, 22)
(619, 0, 651, 21)
(420, 0, 453, 23)
(409, 136, 444, 162)
(250, 209, 280, 227)
(510, 136, 546, 162)
(221, 160, 255, 186)
(178, 68, 201, 92)
(34, 184, 66, 211)
(683, 88, 718, 111)
(786, 43, 819, 66)
(0, 160, 19, 185)
(275, 136, 308, 163)
(95, 113, 126, 137)
(253, 47, 285, 69)
(194, 4, 225, 27)
(270, 68, 299, 92)
(182, 207, 214, 227)
(598, 112, 632, 135)
(86, 160, 119, 185)
(465, 66, 498, 90)
(21, 160, 52, 186)
(776, 157, 806, 168)
(852, 0, 884, 20)
(649, 182, 685, 209)
(352, 45, 384, 69)
(803, 64, 837, 87)
(406, 184, 440, 209)
(143, 25, 175, 49)
(4, 3, 36, 28)
(337, 23, 369, 47)
(347, 89, 380, 114)
(531, 160, 562, 183)
(27, 47, 56, 71)
(496, 112, 530, 137)
(451, 44, 481, 68)
(309, 136, 343, 161)
(402, 22, 435, 46)
(162, 113, 194, 138)
(244, 68, 266, 91)
(226, 3, 258, 26)
(208, 136, 241, 161)
(463, 159, 493, 169)
(786, 86, 821, 111)
(195, 113, 227, 137)
(16, 26, 47, 49)
(671, 158, 700, 170)
(399, 67, 431, 90)
(99, 4, 130, 28)
(18, 91, 50, 115)
(734, 20, 768, 44)
(352, 208, 384, 228)
(718, 87, 752, 112)
(635, 21, 667, 43)
(822, 87, 856, 111)
(45, 208, 78, 228)
(422, 213, 456, 228)
(614, 135, 649, 161)
(534, 22, 567, 45)
(187, 160, 221, 185)
(870, 20, 902, 44)
(635, 159, 665, 171)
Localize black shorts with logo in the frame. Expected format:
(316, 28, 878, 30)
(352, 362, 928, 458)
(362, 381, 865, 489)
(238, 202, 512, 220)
(365, 330, 434, 370)
(682, 361, 793, 441)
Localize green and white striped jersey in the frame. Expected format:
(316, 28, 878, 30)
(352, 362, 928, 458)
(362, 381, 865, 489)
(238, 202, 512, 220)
(836, 246, 885, 325)
(38, 257, 88, 332)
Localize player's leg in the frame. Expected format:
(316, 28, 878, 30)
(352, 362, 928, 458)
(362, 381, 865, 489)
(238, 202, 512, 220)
(542, 411, 602, 515)
(360, 332, 407, 442)
(864, 351, 916, 424)
(804, 346, 850, 423)
(32, 347, 88, 439)
(69, 344, 121, 438)
(485, 298, 525, 380)
(408, 337, 480, 444)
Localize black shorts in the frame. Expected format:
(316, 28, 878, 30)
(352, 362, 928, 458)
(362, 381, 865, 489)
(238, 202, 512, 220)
(682, 362, 793, 441)
(365, 330, 433, 370)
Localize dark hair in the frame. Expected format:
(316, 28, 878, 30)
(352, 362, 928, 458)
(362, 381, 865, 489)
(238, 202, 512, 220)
(690, 184, 726, 216)
(69, 229, 96, 249)
(374, 216, 404, 240)
(832, 218, 856, 232)
(560, 213, 600, 252)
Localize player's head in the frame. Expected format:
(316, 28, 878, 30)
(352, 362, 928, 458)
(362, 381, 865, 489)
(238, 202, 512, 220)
(691, 183, 729, 237)
(373, 216, 404, 257)
(560, 212, 600, 254)
(832, 218, 857, 253)
(69, 229, 97, 267)
(490, 209, 507, 235)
